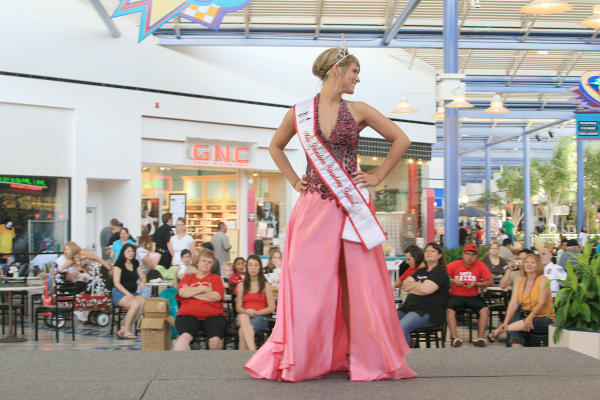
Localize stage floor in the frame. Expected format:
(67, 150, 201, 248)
(0, 347, 598, 400)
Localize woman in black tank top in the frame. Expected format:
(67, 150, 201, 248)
(112, 243, 146, 339)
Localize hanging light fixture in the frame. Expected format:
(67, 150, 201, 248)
(520, 0, 573, 15)
(446, 88, 474, 108)
(391, 96, 417, 113)
(484, 94, 510, 113)
(430, 101, 445, 120)
(579, 4, 600, 28)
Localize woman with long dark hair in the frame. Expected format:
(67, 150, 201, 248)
(112, 243, 146, 339)
(396, 242, 450, 346)
(235, 255, 275, 350)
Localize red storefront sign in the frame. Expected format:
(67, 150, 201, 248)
(190, 144, 250, 168)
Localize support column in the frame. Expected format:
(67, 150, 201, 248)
(485, 144, 491, 245)
(523, 130, 532, 249)
(577, 138, 585, 233)
(443, 0, 459, 249)
(408, 160, 418, 215)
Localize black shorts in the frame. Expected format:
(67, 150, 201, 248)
(175, 315, 228, 339)
(448, 295, 487, 313)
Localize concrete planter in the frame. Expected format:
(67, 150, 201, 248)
(549, 324, 600, 359)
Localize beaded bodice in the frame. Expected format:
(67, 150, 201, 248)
(304, 94, 361, 201)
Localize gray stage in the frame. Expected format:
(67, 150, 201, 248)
(1, 348, 598, 400)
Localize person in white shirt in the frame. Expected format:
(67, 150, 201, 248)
(578, 225, 588, 248)
(169, 217, 195, 266)
(538, 247, 566, 298)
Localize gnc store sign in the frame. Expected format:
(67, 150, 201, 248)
(187, 140, 253, 168)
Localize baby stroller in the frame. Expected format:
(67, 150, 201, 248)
(42, 262, 112, 328)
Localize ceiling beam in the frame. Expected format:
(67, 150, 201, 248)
(382, 0, 423, 45)
(89, 0, 121, 38)
(157, 30, 600, 51)
(458, 110, 574, 119)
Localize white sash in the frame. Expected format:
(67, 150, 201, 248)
(294, 97, 387, 250)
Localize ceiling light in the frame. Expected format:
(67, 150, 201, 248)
(372, 157, 378, 161)
(484, 94, 510, 113)
(537, 50, 549, 55)
(430, 101, 445, 120)
(391, 97, 417, 113)
(579, 5, 600, 29)
(520, 0, 573, 15)
(417, 160, 423, 165)
(446, 88, 474, 108)
(535, 134, 541, 141)
(548, 130, 555, 138)
(408, 159, 414, 164)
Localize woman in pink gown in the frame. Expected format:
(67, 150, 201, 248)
(244, 47, 417, 382)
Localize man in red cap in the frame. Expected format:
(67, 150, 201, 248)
(446, 244, 494, 347)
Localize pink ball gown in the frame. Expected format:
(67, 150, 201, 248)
(244, 94, 417, 382)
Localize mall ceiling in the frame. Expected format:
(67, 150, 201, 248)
(97, 0, 600, 183)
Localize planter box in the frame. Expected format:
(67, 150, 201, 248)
(548, 324, 600, 360)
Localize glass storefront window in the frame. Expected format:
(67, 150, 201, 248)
(142, 165, 239, 246)
(0, 175, 70, 262)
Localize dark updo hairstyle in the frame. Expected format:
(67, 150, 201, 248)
(312, 47, 360, 81)
(424, 242, 446, 268)
(243, 254, 267, 294)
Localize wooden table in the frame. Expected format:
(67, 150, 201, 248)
(0, 283, 44, 342)
(145, 282, 171, 297)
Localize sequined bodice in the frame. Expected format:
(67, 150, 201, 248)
(305, 94, 361, 201)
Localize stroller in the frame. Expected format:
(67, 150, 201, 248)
(42, 262, 112, 328)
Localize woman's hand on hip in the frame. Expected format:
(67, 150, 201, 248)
(293, 175, 307, 193)
(352, 171, 381, 188)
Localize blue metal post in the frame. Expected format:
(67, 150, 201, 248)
(577, 139, 585, 233)
(443, 0, 459, 249)
(485, 144, 491, 245)
(523, 130, 532, 249)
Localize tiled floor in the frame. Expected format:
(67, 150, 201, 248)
(0, 318, 506, 351)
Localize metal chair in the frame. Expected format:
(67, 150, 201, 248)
(34, 282, 77, 342)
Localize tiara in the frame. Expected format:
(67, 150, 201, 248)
(326, 34, 352, 75)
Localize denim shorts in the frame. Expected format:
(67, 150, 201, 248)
(509, 309, 551, 345)
(250, 315, 269, 332)
(111, 287, 140, 306)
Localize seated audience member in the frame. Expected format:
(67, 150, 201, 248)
(397, 242, 450, 346)
(56, 241, 112, 285)
(498, 238, 515, 263)
(265, 248, 282, 274)
(112, 243, 146, 339)
(222, 262, 234, 292)
(557, 239, 581, 268)
(499, 249, 533, 291)
(175, 249, 196, 285)
(173, 249, 227, 351)
(235, 255, 276, 350)
(110, 227, 136, 263)
(488, 253, 554, 346)
(229, 257, 246, 291)
(538, 247, 566, 298)
(392, 245, 425, 292)
(446, 244, 494, 347)
(555, 238, 568, 260)
(481, 242, 508, 276)
(136, 231, 155, 298)
(200, 242, 220, 275)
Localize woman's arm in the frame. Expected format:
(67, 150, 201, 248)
(167, 239, 174, 257)
(256, 284, 276, 316)
(349, 102, 411, 188)
(178, 284, 210, 298)
(269, 109, 307, 192)
(235, 284, 246, 314)
(499, 263, 515, 289)
(137, 266, 146, 290)
(404, 279, 440, 296)
(80, 249, 112, 271)
(112, 267, 133, 298)
(193, 292, 221, 302)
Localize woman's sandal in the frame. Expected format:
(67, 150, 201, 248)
(487, 332, 498, 344)
(118, 332, 138, 340)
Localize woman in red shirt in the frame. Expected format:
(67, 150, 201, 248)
(236, 255, 276, 350)
(392, 245, 425, 292)
(173, 249, 227, 351)
(229, 257, 246, 291)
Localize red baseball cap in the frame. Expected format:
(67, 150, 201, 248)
(463, 244, 478, 254)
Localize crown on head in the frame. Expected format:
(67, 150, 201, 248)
(326, 34, 352, 76)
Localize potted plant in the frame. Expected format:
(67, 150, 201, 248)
(548, 245, 600, 359)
